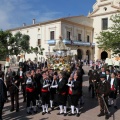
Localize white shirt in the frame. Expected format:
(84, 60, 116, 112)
(102, 80, 105, 83)
(106, 75, 109, 80)
(20, 71, 23, 76)
(26, 77, 32, 84)
(0, 77, 3, 81)
(110, 78, 114, 88)
(59, 78, 62, 82)
(102, 72, 105, 74)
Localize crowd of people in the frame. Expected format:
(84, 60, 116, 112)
(0, 59, 120, 120)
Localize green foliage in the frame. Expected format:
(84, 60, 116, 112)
(96, 14, 120, 55)
(31, 46, 45, 56)
(0, 30, 31, 58)
(0, 30, 45, 60)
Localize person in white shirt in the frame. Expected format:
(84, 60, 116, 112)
(108, 73, 118, 109)
(106, 69, 111, 81)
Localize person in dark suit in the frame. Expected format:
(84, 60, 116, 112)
(17, 67, 26, 102)
(96, 75, 110, 119)
(116, 71, 120, 94)
(67, 72, 81, 117)
(108, 72, 118, 109)
(106, 69, 111, 81)
(99, 67, 106, 76)
(7, 71, 20, 112)
(57, 72, 67, 116)
(40, 71, 50, 115)
(34, 68, 42, 108)
(26, 71, 37, 114)
(5, 68, 13, 100)
(0, 72, 7, 120)
(50, 73, 58, 110)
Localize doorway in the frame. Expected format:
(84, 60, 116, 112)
(101, 51, 108, 60)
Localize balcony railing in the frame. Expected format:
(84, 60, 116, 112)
(47, 39, 95, 47)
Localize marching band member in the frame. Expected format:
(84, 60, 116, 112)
(108, 72, 118, 109)
(57, 72, 67, 116)
(50, 73, 58, 110)
(40, 71, 50, 115)
(26, 71, 37, 114)
(67, 73, 80, 117)
(34, 68, 42, 108)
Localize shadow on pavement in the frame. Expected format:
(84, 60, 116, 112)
(80, 86, 98, 114)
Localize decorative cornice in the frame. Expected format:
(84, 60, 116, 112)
(89, 1, 120, 17)
(98, 2, 112, 7)
(111, 5, 120, 9)
(89, 10, 120, 17)
(61, 19, 93, 29)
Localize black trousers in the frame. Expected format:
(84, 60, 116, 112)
(58, 94, 67, 106)
(0, 102, 4, 120)
(89, 84, 95, 98)
(10, 92, 19, 110)
(35, 88, 41, 100)
(98, 96, 108, 113)
(26, 92, 36, 107)
(69, 95, 79, 107)
(41, 92, 50, 105)
(50, 89, 56, 100)
(118, 80, 120, 94)
(109, 90, 117, 99)
(22, 85, 26, 101)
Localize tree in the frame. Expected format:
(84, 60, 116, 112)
(0, 30, 31, 60)
(31, 46, 45, 61)
(96, 14, 120, 56)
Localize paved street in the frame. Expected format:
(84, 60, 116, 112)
(2, 66, 120, 120)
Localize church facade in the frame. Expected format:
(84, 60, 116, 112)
(89, 0, 120, 60)
(8, 0, 120, 62)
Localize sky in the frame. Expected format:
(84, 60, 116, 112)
(0, 0, 96, 30)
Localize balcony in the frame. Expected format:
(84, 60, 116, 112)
(47, 39, 95, 47)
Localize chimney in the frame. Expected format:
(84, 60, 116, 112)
(23, 23, 26, 27)
(33, 19, 35, 24)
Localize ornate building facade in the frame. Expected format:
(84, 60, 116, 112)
(9, 0, 120, 62)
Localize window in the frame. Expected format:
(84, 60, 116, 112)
(37, 34, 41, 45)
(78, 34, 81, 41)
(87, 35, 90, 42)
(38, 39, 41, 45)
(50, 31, 55, 40)
(67, 31, 71, 40)
(102, 18, 108, 30)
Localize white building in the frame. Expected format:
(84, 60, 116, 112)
(8, 0, 120, 62)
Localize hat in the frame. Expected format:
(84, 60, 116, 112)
(100, 74, 106, 78)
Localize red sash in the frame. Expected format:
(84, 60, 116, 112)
(68, 88, 72, 95)
(41, 88, 49, 93)
(26, 87, 34, 92)
(111, 85, 115, 91)
(20, 76, 23, 79)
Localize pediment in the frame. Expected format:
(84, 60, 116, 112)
(89, 1, 120, 17)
